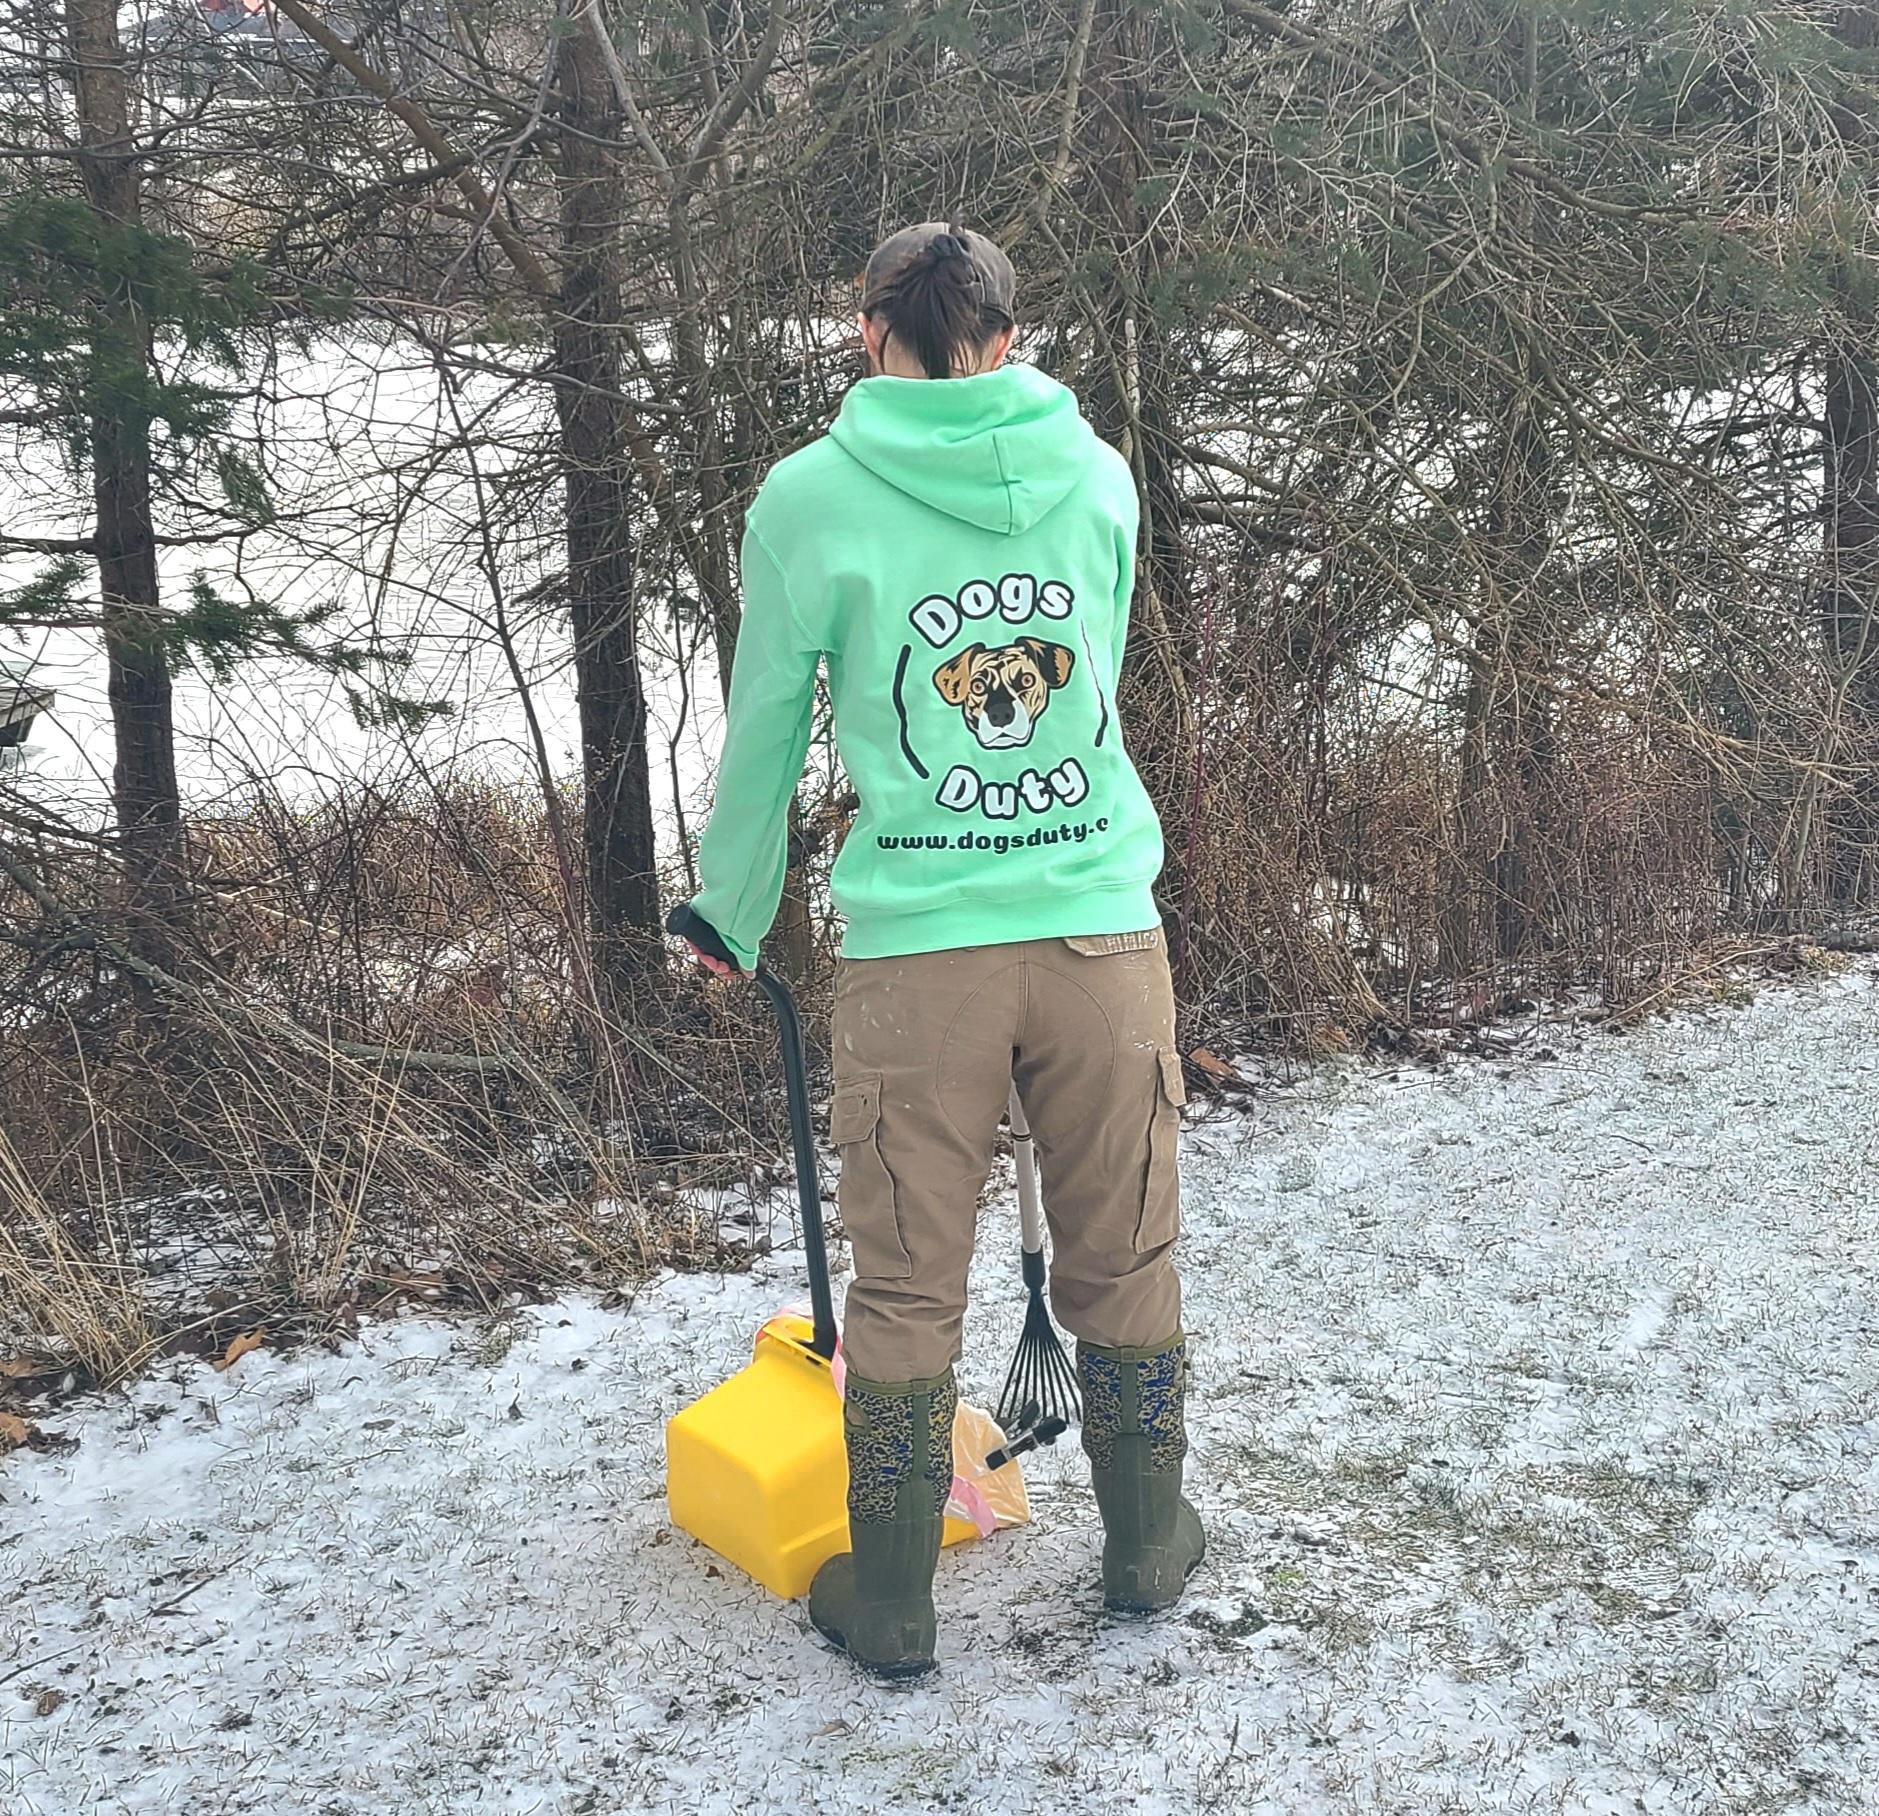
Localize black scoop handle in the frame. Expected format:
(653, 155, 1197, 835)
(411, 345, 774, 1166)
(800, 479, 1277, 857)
(666, 901, 741, 971)
(666, 905, 837, 1361)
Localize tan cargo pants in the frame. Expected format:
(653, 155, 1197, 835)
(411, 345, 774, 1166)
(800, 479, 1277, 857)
(829, 929, 1185, 1382)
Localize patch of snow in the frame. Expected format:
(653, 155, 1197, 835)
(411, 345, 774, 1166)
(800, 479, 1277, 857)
(3, 965, 1876, 1813)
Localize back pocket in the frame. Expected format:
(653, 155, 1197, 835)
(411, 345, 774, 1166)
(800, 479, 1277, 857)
(1133, 1048, 1187, 1253)
(830, 1072, 913, 1281)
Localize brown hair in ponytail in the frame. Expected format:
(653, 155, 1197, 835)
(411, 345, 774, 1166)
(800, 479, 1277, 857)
(860, 222, 1017, 379)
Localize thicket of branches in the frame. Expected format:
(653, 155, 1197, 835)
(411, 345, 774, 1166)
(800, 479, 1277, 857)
(3, 0, 1877, 1369)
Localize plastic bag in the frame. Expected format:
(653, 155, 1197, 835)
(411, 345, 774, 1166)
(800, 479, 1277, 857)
(947, 1402, 1031, 1535)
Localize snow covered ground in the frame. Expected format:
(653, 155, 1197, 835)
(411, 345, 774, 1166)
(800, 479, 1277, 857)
(4, 964, 1876, 1815)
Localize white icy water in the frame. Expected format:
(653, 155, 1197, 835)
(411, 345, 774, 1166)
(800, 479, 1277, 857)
(1, 337, 724, 833)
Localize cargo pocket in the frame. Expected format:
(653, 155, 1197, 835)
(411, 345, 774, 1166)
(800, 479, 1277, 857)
(830, 1072, 913, 1281)
(1134, 1048, 1187, 1253)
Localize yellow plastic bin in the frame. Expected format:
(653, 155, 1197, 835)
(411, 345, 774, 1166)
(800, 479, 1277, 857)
(667, 1312, 983, 1599)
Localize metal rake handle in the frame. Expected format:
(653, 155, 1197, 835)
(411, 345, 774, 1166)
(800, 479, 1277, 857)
(1008, 1085, 1046, 1258)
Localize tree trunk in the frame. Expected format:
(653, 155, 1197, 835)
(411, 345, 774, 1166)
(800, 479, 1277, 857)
(552, 8, 660, 1014)
(1821, 336, 1879, 905)
(65, 0, 184, 971)
(1484, 385, 1559, 964)
(1077, 1, 1198, 977)
(1444, 417, 1562, 977)
(1082, 2, 1189, 633)
(1442, 9, 1558, 974)
(1820, 1, 1879, 906)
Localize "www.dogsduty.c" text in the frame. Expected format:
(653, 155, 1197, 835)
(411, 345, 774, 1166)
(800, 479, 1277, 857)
(878, 818, 1110, 855)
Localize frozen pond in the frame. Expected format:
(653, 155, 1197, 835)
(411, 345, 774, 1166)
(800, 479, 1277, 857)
(0, 336, 724, 834)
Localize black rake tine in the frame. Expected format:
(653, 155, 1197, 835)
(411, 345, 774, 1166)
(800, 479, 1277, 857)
(997, 1086, 1081, 1440)
(996, 1279, 1083, 1436)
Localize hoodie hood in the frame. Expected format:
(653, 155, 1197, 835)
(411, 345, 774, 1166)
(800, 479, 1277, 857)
(828, 363, 1101, 536)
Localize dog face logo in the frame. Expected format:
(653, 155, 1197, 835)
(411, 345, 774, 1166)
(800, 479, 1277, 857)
(932, 638, 1075, 751)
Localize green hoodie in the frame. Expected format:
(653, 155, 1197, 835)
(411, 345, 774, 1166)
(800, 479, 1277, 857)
(690, 362, 1164, 970)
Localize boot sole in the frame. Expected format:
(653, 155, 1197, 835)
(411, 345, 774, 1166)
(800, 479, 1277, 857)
(808, 1614, 937, 1682)
(861, 1658, 936, 1683)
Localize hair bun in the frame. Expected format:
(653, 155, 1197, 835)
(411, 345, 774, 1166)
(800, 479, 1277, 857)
(858, 220, 1015, 378)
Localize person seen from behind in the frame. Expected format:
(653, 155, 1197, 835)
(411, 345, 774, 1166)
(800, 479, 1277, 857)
(680, 221, 1202, 1679)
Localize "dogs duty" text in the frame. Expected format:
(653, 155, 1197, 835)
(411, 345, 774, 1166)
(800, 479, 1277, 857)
(909, 573, 1075, 649)
(935, 757, 1091, 820)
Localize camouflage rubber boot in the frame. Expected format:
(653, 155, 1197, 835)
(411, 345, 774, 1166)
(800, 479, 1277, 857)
(1079, 1335, 1205, 1614)
(808, 1370, 956, 1680)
